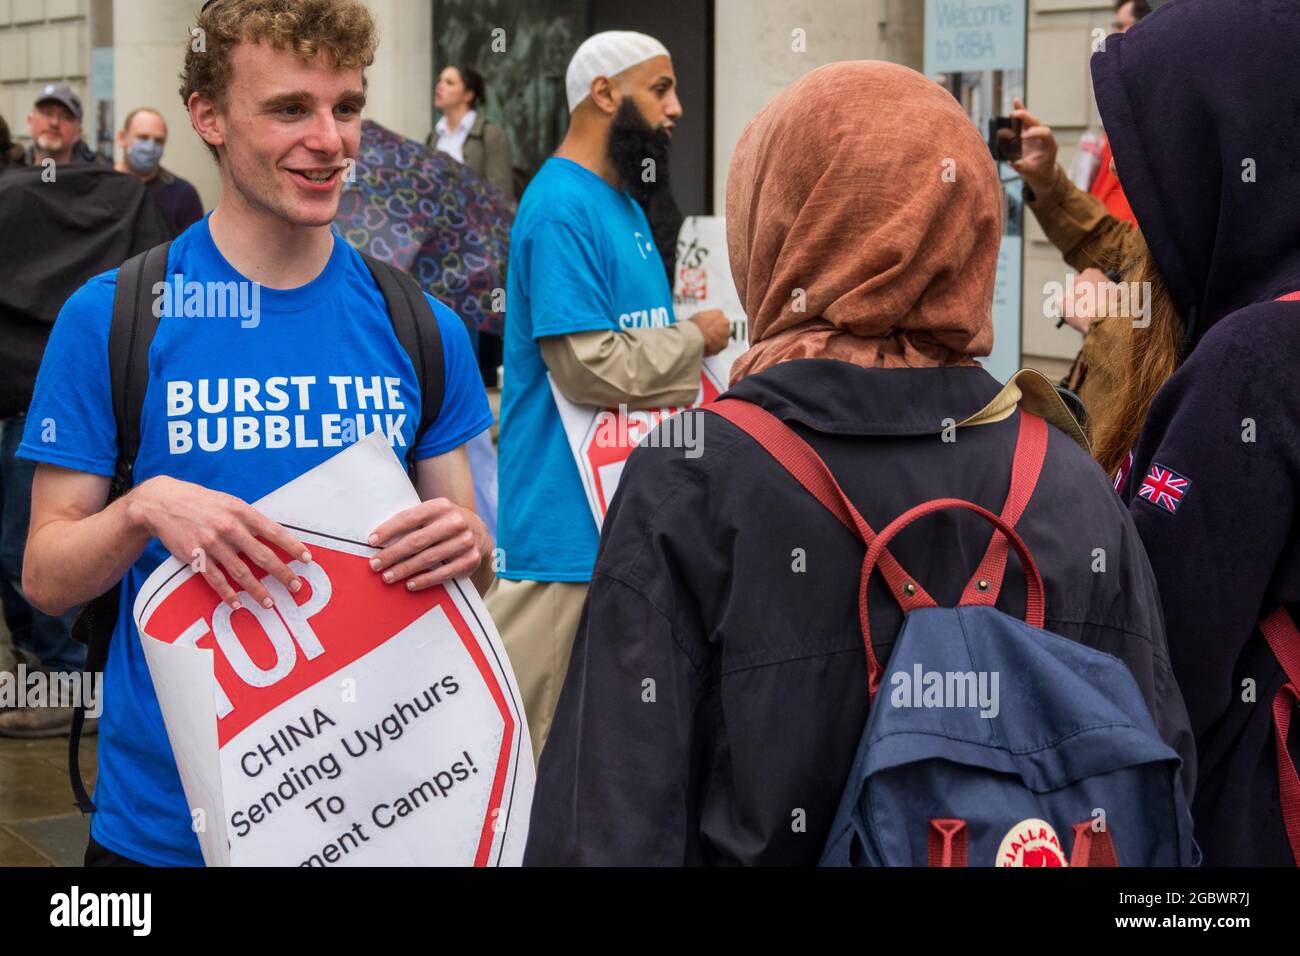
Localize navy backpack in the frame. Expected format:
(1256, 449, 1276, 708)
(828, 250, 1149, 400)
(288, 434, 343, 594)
(710, 398, 1197, 867)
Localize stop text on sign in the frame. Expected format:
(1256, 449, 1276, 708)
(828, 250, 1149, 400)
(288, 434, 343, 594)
(172, 559, 332, 719)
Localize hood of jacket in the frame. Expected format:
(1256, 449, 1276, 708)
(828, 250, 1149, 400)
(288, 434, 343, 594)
(0, 163, 171, 417)
(1090, 0, 1300, 347)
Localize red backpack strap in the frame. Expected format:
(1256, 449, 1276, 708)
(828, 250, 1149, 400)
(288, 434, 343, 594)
(959, 412, 1049, 607)
(1069, 822, 1120, 867)
(1259, 608, 1300, 865)
(1261, 608, 1300, 696)
(927, 819, 968, 867)
(708, 399, 934, 696)
(859, 497, 1047, 660)
(709, 399, 1050, 699)
(709, 399, 882, 541)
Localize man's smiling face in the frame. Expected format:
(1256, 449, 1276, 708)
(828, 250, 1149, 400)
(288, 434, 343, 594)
(215, 40, 365, 227)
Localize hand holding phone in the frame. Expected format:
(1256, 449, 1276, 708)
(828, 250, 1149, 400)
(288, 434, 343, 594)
(1007, 98, 1060, 194)
(990, 116, 1023, 163)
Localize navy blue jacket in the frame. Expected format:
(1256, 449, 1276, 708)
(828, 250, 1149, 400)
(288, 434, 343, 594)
(1094, 0, 1300, 865)
(525, 361, 1194, 865)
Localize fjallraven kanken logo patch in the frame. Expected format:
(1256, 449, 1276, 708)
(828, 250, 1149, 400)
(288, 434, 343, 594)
(996, 819, 1067, 867)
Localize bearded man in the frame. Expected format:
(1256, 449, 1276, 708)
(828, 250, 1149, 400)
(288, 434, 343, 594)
(491, 32, 729, 759)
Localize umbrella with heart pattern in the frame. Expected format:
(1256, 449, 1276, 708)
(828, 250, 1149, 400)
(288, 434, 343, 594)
(334, 119, 513, 336)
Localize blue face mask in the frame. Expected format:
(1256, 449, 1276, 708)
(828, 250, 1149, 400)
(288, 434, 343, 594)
(125, 138, 163, 174)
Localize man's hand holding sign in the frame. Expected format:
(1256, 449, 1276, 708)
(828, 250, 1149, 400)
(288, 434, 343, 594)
(547, 216, 748, 528)
(27, 451, 492, 616)
(370, 446, 495, 596)
(126, 476, 314, 611)
(130, 434, 532, 866)
(127, 448, 494, 610)
(15, 0, 514, 867)
(688, 307, 731, 357)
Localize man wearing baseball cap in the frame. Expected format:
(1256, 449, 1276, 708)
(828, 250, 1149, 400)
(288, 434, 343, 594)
(491, 31, 729, 759)
(25, 84, 102, 166)
(1, 85, 167, 739)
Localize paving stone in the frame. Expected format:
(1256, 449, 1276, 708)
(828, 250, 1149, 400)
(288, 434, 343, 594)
(0, 742, 83, 823)
(5, 813, 89, 866)
(0, 824, 53, 866)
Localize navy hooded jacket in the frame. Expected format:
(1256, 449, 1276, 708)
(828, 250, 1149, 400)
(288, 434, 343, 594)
(1093, 0, 1300, 865)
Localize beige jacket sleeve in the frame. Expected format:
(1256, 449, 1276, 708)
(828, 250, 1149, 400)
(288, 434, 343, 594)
(1024, 164, 1141, 273)
(482, 123, 515, 201)
(1027, 166, 1141, 426)
(540, 322, 705, 410)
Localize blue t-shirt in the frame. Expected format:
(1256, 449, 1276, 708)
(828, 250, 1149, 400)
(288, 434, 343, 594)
(498, 157, 676, 582)
(19, 216, 492, 866)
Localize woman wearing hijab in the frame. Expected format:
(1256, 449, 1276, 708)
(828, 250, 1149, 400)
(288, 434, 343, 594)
(1087, 0, 1300, 866)
(523, 61, 1194, 865)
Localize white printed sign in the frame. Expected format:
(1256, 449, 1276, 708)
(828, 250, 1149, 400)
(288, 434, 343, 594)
(548, 371, 722, 526)
(133, 432, 533, 866)
(551, 216, 749, 528)
(674, 215, 749, 372)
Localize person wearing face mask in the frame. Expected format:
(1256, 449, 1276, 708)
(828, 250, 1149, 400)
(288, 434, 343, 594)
(115, 108, 204, 237)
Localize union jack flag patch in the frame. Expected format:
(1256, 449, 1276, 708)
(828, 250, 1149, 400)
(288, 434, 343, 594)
(1138, 463, 1191, 514)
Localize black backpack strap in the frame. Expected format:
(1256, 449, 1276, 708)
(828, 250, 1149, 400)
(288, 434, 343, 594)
(109, 242, 172, 490)
(69, 241, 172, 814)
(359, 253, 445, 472)
(68, 589, 116, 814)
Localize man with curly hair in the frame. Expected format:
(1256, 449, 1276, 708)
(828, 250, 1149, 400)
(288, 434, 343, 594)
(18, 0, 495, 866)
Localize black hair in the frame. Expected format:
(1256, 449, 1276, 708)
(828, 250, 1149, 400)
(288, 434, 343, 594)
(1115, 0, 1153, 17)
(0, 113, 24, 167)
(446, 65, 486, 109)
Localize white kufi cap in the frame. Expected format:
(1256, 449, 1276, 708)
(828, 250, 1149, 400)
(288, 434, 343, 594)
(565, 30, 671, 113)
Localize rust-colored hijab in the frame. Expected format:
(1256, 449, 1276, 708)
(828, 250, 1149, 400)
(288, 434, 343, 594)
(727, 61, 1004, 384)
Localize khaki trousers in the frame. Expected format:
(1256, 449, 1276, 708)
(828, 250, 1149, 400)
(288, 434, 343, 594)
(485, 578, 588, 762)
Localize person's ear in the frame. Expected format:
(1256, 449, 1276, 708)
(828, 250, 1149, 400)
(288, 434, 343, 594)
(116, 129, 127, 150)
(588, 76, 619, 116)
(188, 91, 225, 152)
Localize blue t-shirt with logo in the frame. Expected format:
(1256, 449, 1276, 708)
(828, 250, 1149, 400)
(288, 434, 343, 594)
(498, 157, 676, 582)
(18, 216, 492, 866)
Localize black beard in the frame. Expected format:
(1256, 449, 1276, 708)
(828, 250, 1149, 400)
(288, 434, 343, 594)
(607, 98, 671, 203)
